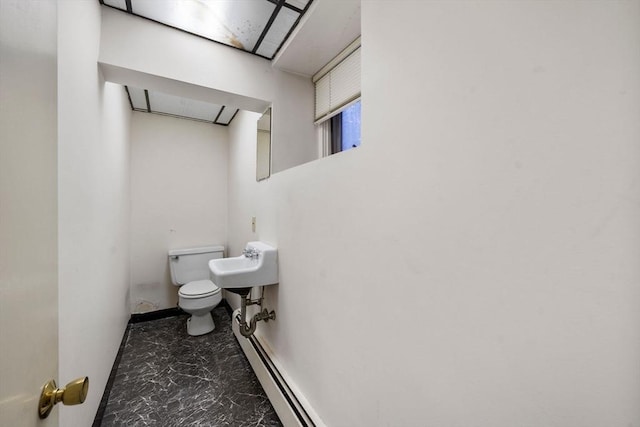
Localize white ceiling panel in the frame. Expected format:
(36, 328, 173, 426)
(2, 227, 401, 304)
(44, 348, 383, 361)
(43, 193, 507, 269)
(125, 86, 239, 125)
(101, 0, 313, 59)
(255, 7, 299, 58)
(286, 0, 309, 10)
(127, 86, 147, 110)
(215, 107, 239, 125)
(148, 90, 222, 122)
(102, 0, 127, 10)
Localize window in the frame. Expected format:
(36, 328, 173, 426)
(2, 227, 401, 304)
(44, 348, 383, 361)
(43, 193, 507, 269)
(329, 100, 361, 154)
(314, 37, 361, 156)
(318, 99, 361, 157)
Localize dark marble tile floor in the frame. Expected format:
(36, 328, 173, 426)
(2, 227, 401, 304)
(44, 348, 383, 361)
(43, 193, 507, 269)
(98, 306, 282, 427)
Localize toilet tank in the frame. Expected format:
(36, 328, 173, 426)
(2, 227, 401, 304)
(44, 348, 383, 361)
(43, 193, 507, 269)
(168, 245, 224, 286)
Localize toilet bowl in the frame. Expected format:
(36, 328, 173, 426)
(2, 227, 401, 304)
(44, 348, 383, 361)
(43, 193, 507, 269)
(178, 280, 222, 336)
(168, 246, 225, 336)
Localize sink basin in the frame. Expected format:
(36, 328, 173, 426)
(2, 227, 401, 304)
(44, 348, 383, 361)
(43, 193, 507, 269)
(208, 241, 278, 295)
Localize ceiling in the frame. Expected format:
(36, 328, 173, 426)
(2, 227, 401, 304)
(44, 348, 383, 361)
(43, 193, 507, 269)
(99, 0, 313, 60)
(272, 0, 361, 77)
(125, 86, 239, 125)
(100, 0, 360, 124)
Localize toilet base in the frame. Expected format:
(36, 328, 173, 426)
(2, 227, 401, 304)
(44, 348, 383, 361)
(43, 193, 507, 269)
(186, 312, 215, 336)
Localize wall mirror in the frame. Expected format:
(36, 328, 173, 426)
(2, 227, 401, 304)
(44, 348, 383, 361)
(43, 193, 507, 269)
(256, 107, 271, 181)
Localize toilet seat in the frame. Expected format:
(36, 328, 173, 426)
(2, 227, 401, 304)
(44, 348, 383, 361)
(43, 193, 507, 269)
(179, 280, 221, 299)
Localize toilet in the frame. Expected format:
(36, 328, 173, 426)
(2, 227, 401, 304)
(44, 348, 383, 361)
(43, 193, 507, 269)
(168, 245, 224, 336)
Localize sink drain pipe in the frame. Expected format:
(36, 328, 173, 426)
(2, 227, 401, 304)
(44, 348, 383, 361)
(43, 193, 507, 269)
(239, 292, 276, 338)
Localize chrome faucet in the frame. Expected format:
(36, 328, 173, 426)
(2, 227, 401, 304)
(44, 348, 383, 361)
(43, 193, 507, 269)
(242, 248, 260, 259)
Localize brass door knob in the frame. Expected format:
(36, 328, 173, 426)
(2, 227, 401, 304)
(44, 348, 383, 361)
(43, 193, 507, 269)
(38, 377, 89, 419)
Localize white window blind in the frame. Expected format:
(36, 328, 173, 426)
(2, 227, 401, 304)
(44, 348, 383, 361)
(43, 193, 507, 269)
(314, 45, 361, 122)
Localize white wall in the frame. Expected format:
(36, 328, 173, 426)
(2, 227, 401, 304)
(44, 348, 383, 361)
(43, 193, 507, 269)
(0, 1, 58, 426)
(227, 1, 640, 426)
(130, 112, 228, 312)
(98, 7, 315, 174)
(58, 2, 132, 425)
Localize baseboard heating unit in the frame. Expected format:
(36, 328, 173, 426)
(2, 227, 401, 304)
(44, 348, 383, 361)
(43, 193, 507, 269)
(232, 309, 324, 427)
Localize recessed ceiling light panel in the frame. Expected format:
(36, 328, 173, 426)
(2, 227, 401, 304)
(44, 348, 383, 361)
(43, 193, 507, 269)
(255, 6, 299, 58)
(100, 0, 314, 59)
(125, 86, 238, 126)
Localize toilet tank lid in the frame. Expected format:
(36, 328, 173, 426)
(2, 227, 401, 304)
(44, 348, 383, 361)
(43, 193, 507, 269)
(168, 245, 225, 257)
